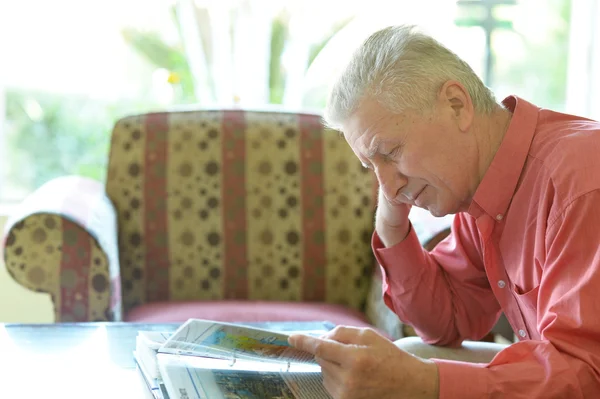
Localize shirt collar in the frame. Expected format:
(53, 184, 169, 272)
(468, 95, 539, 219)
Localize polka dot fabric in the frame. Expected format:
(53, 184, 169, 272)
(106, 110, 377, 316)
(2, 176, 120, 322)
(2, 110, 380, 323)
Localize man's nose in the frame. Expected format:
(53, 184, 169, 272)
(374, 164, 408, 202)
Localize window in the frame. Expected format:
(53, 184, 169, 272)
(454, 0, 572, 111)
(0, 0, 178, 201)
(0, 0, 583, 203)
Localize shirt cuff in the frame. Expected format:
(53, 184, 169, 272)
(433, 359, 488, 399)
(372, 225, 428, 282)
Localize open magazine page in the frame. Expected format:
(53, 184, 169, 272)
(137, 331, 174, 379)
(135, 352, 169, 399)
(157, 353, 332, 399)
(160, 319, 316, 364)
(135, 331, 175, 399)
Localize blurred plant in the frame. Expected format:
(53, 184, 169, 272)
(3, 2, 355, 200)
(5, 90, 128, 194)
(307, 17, 354, 70)
(512, 0, 571, 110)
(488, 0, 571, 111)
(269, 12, 290, 104)
(121, 28, 196, 103)
(121, 2, 352, 106)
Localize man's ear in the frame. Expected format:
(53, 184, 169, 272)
(437, 80, 474, 132)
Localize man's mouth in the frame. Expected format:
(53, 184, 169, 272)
(401, 186, 426, 203)
(413, 186, 427, 203)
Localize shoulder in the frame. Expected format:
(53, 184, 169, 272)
(531, 109, 600, 160)
(528, 110, 600, 202)
(517, 110, 600, 226)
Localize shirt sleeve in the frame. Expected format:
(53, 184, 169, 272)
(373, 213, 501, 346)
(435, 190, 600, 398)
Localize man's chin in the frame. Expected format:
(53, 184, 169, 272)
(429, 209, 446, 217)
(424, 204, 451, 218)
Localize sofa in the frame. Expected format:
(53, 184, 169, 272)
(2, 109, 450, 339)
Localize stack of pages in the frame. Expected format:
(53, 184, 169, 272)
(134, 319, 333, 399)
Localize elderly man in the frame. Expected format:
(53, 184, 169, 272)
(289, 25, 600, 398)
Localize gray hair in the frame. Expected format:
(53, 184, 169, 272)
(324, 25, 497, 130)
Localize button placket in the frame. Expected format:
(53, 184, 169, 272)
(479, 216, 505, 308)
(479, 214, 531, 340)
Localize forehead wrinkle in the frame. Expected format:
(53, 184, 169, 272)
(364, 135, 380, 160)
(346, 102, 388, 161)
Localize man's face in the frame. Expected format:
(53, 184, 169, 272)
(342, 97, 479, 217)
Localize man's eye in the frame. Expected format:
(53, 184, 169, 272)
(384, 146, 401, 158)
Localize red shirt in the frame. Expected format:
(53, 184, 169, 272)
(373, 96, 600, 398)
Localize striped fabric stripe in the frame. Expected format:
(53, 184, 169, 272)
(144, 113, 170, 302)
(221, 111, 248, 299)
(299, 114, 326, 302)
(87, 242, 110, 321)
(59, 220, 91, 321)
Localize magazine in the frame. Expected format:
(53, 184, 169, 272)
(134, 330, 173, 399)
(135, 319, 333, 399)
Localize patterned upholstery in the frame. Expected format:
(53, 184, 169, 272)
(3, 110, 393, 330)
(2, 176, 121, 321)
(107, 111, 377, 314)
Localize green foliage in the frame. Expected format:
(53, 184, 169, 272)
(269, 12, 290, 104)
(5, 90, 132, 192)
(121, 28, 195, 102)
(535, 0, 571, 109)
(493, 0, 571, 110)
(307, 17, 354, 70)
(6, 2, 572, 201)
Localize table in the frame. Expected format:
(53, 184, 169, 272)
(0, 321, 333, 398)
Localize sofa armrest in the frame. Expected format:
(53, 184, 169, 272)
(2, 176, 122, 322)
(365, 265, 404, 340)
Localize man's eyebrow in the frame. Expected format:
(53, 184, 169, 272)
(365, 139, 379, 160)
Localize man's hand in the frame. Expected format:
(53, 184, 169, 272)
(288, 326, 439, 399)
(376, 187, 412, 247)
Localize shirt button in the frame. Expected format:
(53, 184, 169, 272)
(496, 214, 503, 221)
(497, 280, 506, 288)
(518, 329, 527, 338)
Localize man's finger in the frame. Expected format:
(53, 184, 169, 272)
(322, 326, 363, 344)
(288, 334, 350, 363)
(324, 325, 385, 345)
(316, 356, 344, 399)
(315, 355, 343, 376)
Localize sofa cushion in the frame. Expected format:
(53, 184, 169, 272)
(125, 300, 374, 328)
(106, 111, 377, 315)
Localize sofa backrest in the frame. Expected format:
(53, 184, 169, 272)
(105, 110, 377, 315)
